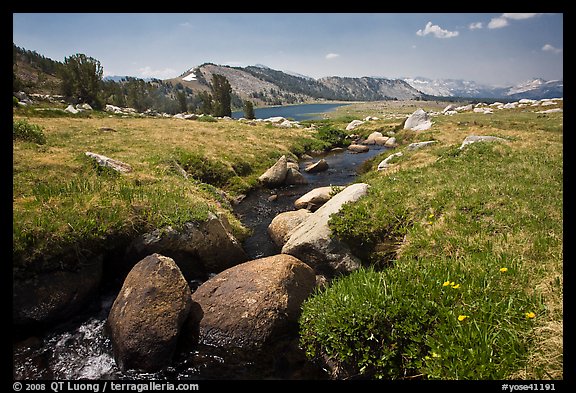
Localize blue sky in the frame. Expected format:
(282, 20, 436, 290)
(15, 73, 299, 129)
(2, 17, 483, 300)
(12, 13, 563, 86)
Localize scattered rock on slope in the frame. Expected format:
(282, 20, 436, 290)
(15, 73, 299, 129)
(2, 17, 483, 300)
(404, 108, 432, 131)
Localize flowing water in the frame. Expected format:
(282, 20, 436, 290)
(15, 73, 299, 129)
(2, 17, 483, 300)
(13, 145, 390, 381)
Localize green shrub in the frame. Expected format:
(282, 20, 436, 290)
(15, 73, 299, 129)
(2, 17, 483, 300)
(290, 125, 351, 154)
(315, 125, 351, 149)
(13, 96, 20, 107)
(13, 119, 47, 144)
(300, 267, 439, 379)
(197, 115, 217, 122)
(300, 257, 542, 379)
(172, 148, 234, 187)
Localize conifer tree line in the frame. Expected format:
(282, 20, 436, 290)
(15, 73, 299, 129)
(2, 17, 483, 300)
(13, 44, 245, 116)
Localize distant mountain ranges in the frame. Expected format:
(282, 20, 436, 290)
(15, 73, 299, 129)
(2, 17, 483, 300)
(154, 63, 561, 106)
(13, 43, 561, 106)
(401, 76, 563, 100)
(161, 63, 562, 103)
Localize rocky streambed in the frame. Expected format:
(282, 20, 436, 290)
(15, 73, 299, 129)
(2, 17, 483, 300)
(13, 144, 391, 380)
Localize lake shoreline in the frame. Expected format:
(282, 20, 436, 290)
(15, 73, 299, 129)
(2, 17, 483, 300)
(232, 102, 355, 121)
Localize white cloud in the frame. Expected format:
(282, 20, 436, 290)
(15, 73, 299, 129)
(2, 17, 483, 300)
(488, 16, 509, 29)
(138, 66, 177, 79)
(325, 53, 340, 60)
(469, 22, 483, 30)
(489, 13, 544, 29)
(416, 22, 459, 38)
(542, 44, 562, 54)
(502, 13, 542, 20)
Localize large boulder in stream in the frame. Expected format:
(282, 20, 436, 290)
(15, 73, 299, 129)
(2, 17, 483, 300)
(304, 159, 329, 173)
(293, 186, 343, 211)
(107, 253, 192, 372)
(268, 209, 313, 247)
(281, 183, 369, 277)
(187, 254, 316, 350)
(285, 162, 308, 185)
(125, 212, 248, 280)
(347, 144, 369, 153)
(258, 155, 288, 187)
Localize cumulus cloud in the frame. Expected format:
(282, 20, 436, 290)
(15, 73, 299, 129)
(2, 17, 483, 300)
(468, 22, 483, 30)
(488, 16, 509, 29)
(325, 53, 340, 60)
(502, 13, 542, 20)
(138, 66, 177, 79)
(416, 22, 459, 38)
(542, 44, 562, 54)
(489, 13, 543, 29)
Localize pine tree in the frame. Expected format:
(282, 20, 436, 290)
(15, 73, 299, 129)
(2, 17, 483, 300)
(243, 100, 255, 119)
(60, 53, 104, 109)
(210, 74, 232, 117)
(198, 91, 213, 115)
(176, 90, 188, 113)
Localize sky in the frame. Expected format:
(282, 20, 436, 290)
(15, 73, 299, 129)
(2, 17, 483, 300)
(12, 13, 563, 87)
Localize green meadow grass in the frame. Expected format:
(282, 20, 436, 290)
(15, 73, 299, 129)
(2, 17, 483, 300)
(12, 112, 319, 276)
(300, 105, 563, 379)
(12, 102, 563, 379)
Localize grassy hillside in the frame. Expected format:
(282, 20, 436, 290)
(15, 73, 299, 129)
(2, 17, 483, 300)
(301, 102, 563, 379)
(12, 109, 319, 276)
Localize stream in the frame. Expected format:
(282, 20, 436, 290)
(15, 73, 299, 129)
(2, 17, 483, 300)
(12, 145, 390, 381)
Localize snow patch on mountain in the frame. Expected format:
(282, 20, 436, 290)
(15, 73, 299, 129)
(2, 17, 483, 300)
(507, 78, 544, 95)
(181, 68, 197, 81)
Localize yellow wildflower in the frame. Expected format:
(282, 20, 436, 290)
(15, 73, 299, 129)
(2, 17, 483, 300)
(431, 352, 441, 358)
(525, 312, 536, 319)
(500, 267, 508, 273)
(429, 213, 435, 218)
(451, 283, 460, 289)
(442, 281, 451, 287)
(458, 315, 468, 321)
